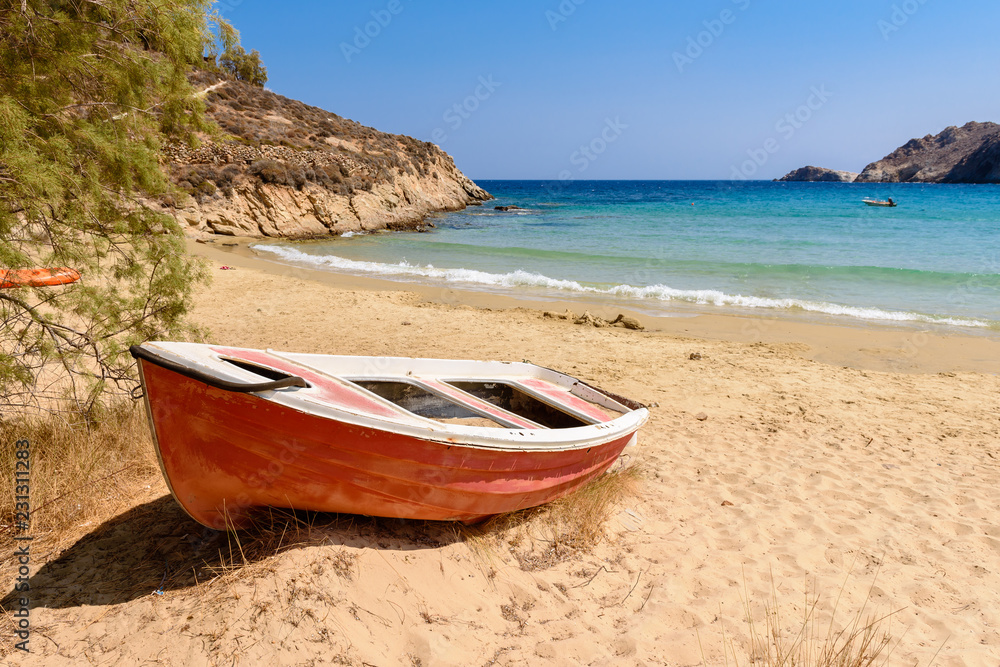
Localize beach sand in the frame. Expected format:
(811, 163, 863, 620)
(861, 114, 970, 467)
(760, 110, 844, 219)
(5, 241, 1000, 665)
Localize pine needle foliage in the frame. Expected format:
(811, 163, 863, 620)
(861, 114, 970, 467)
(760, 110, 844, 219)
(0, 0, 233, 418)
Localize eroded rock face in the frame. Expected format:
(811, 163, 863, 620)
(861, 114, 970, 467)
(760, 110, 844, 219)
(168, 155, 490, 238)
(941, 134, 1000, 184)
(776, 166, 858, 182)
(160, 76, 492, 238)
(855, 121, 1000, 183)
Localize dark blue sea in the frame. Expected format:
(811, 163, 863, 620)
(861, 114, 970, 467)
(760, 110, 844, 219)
(255, 180, 1000, 331)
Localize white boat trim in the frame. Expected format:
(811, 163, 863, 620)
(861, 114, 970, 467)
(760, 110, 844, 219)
(138, 342, 649, 453)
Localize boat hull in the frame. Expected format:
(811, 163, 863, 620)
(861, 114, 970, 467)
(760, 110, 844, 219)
(138, 359, 639, 529)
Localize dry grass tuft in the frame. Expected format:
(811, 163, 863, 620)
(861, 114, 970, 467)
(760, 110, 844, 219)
(711, 565, 903, 667)
(0, 403, 159, 541)
(203, 506, 324, 580)
(462, 464, 644, 571)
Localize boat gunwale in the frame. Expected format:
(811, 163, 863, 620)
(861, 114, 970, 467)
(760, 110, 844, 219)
(134, 342, 649, 453)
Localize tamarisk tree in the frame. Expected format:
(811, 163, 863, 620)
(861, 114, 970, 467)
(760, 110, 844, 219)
(218, 44, 267, 87)
(0, 0, 234, 417)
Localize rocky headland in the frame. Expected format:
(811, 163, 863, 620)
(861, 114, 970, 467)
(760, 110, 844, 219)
(778, 121, 1000, 184)
(157, 72, 492, 238)
(855, 121, 1000, 183)
(776, 166, 859, 182)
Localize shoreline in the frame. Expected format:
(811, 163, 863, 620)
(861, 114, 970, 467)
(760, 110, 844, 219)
(189, 237, 1000, 375)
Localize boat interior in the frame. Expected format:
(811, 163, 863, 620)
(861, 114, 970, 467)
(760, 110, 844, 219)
(204, 346, 634, 431)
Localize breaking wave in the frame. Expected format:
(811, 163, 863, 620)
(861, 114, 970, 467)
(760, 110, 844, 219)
(253, 244, 992, 328)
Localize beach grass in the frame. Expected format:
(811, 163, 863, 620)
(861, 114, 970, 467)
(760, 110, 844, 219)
(707, 565, 904, 667)
(0, 403, 158, 543)
(462, 463, 644, 571)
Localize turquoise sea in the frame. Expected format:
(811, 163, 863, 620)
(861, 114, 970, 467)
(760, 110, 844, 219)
(254, 181, 1000, 332)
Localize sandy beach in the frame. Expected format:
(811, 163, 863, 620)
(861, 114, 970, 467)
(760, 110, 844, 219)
(5, 241, 1000, 666)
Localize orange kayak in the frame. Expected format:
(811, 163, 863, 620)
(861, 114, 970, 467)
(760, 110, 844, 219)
(0, 267, 81, 289)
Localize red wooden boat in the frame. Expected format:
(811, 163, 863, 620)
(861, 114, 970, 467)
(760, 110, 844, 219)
(130, 343, 649, 530)
(0, 267, 81, 289)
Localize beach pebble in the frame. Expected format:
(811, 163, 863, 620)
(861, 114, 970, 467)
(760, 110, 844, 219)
(689, 352, 702, 360)
(695, 412, 708, 421)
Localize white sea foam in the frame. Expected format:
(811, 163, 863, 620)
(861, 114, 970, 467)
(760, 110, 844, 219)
(253, 244, 991, 328)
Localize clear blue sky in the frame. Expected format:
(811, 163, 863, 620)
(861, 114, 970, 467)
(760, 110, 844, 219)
(218, 1, 1000, 180)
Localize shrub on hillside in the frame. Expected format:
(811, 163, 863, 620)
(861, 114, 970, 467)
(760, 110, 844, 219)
(194, 179, 217, 201)
(219, 45, 268, 88)
(215, 164, 243, 187)
(249, 160, 308, 190)
(250, 159, 287, 185)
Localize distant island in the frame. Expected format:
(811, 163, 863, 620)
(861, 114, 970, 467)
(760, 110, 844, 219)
(777, 121, 1000, 184)
(776, 166, 858, 182)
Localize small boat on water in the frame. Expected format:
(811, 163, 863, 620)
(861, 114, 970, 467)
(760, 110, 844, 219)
(862, 198, 897, 207)
(130, 342, 649, 529)
(0, 267, 81, 289)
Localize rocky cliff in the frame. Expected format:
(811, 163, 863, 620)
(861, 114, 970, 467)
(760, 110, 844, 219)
(855, 121, 1000, 183)
(938, 133, 1000, 184)
(157, 72, 491, 238)
(776, 166, 858, 182)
